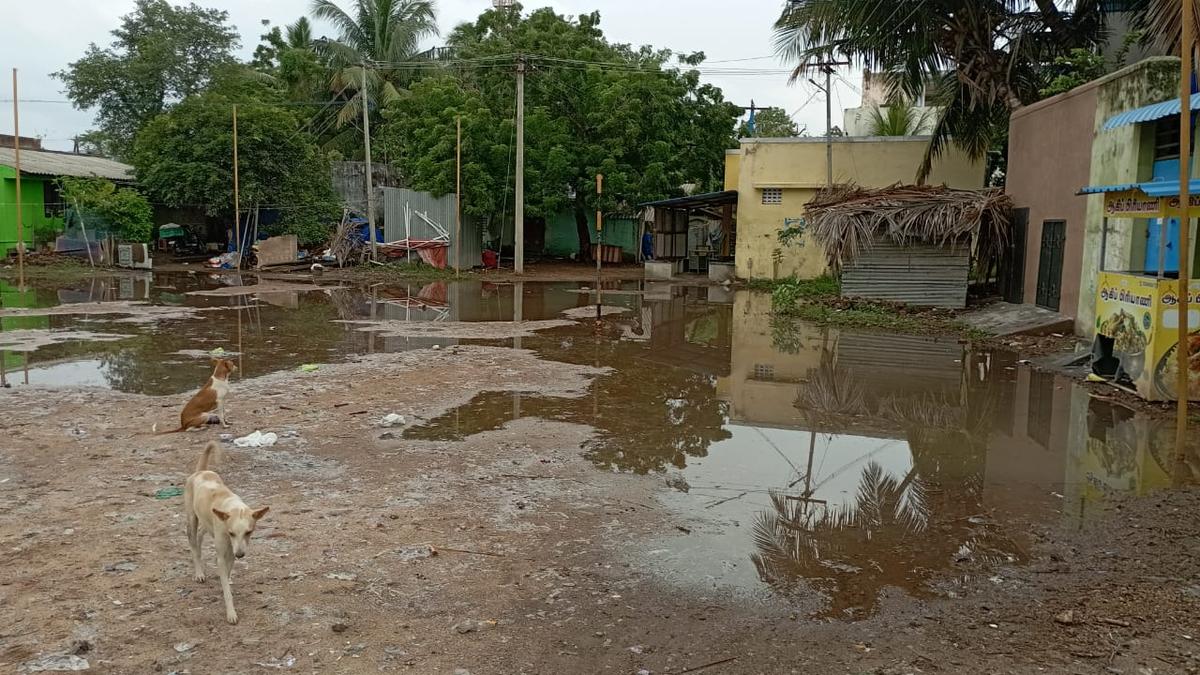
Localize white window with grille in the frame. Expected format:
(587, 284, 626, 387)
(761, 187, 783, 205)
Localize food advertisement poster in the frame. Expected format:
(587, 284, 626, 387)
(1151, 279, 1200, 401)
(1096, 272, 1158, 395)
(1096, 272, 1200, 401)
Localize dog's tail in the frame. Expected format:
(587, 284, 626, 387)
(195, 441, 221, 472)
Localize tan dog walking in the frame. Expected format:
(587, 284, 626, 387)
(184, 441, 269, 624)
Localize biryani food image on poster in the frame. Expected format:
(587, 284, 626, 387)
(1095, 272, 1157, 392)
(1152, 281, 1200, 401)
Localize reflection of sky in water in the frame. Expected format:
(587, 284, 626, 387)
(16, 359, 110, 388)
(644, 424, 914, 599)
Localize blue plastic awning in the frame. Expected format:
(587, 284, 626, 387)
(1102, 93, 1200, 130)
(1078, 178, 1200, 197)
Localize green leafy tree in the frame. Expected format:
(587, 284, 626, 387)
(1038, 48, 1108, 98)
(739, 107, 801, 137)
(57, 177, 154, 243)
(130, 71, 340, 246)
(310, 0, 440, 153)
(55, 0, 239, 158)
(382, 7, 739, 253)
(773, 1, 1106, 182)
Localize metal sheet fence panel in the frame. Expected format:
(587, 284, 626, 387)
(841, 239, 971, 309)
(381, 187, 483, 269)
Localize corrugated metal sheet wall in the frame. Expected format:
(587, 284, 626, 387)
(381, 187, 483, 270)
(841, 239, 971, 309)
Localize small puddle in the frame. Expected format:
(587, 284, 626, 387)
(3, 273, 1196, 617)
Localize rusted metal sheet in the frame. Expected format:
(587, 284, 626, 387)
(381, 187, 483, 270)
(841, 239, 970, 308)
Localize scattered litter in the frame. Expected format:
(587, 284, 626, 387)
(1054, 609, 1077, 625)
(233, 431, 278, 448)
(298, 364, 320, 372)
(104, 561, 138, 573)
(21, 654, 90, 671)
(210, 347, 226, 356)
(154, 487, 184, 499)
(254, 654, 296, 669)
(453, 619, 498, 634)
(395, 544, 437, 561)
(379, 413, 406, 428)
(325, 572, 357, 581)
(628, 645, 645, 654)
(173, 642, 196, 653)
(1086, 373, 1105, 382)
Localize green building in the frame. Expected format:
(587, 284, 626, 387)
(0, 139, 133, 255)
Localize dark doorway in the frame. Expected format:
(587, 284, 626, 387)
(999, 208, 1028, 303)
(524, 216, 546, 255)
(1035, 219, 1065, 311)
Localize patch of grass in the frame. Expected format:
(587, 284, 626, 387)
(0, 256, 115, 282)
(777, 296, 986, 339)
(340, 261, 461, 282)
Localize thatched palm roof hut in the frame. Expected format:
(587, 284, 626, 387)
(800, 184, 1013, 308)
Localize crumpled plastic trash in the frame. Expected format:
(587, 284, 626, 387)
(1086, 373, 1105, 382)
(234, 431, 278, 448)
(154, 486, 184, 499)
(22, 653, 90, 671)
(380, 413, 406, 427)
(298, 364, 320, 372)
(210, 347, 226, 356)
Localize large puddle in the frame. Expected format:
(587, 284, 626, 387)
(3, 272, 1196, 618)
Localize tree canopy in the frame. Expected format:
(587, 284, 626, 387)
(57, 177, 154, 243)
(740, 107, 802, 138)
(380, 7, 739, 251)
(55, 0, 240, 159)
(129, 71, 340, 245)
(773, 0, 1107, 182)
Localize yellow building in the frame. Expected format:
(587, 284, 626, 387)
(726, 137, 986, 280)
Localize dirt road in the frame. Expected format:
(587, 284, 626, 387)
(1, 345, 1198, 674)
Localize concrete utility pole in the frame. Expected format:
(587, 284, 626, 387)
(809, 61, 849, 187)
(1174, 0, 1193, 470)
(514, 56, 525, 274)
(595, 173, 603, 320)
(361, 64, 378, 261)
(455, 115, 462, 275)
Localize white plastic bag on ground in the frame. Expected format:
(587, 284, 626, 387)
(379, 413, 406, 427)
(233, 431, 278, 448)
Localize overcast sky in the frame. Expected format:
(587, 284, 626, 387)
(0, 0, 862, 152)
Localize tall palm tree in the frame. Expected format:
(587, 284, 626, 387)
(773, 1, 1106, 182)
(1136, 0, 1200, 55)
(311, 0, 439, 146)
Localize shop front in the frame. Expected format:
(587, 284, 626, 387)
(1084, 183, 1200, 401)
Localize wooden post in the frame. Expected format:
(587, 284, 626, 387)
(595, 174, 603, 320)
(456, 115, 462, 276)
(11, 69, 25, 286)
(1175, 0, 1194, 465)
(232, 104, 241, 269)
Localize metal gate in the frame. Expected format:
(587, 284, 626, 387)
(998, 208, 1028, 303)
(1035, 219, 1065, 310)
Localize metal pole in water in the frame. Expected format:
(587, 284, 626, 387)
(595, 174, 603, 321)
(1175, 0, 1194, 470)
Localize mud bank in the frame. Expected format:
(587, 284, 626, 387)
(1, 346, 1197, 674)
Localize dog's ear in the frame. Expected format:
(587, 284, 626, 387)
(251, 506, 269, 520)
(212, 508, 230, 521)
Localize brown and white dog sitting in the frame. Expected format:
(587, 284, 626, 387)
(154, 358, 237, 433)
(184, 441, 269, 624)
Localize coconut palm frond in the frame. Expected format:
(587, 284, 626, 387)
(795, 358, 868, 420)
(803, 183, 1013, 273)
(287, 16, 314, 48)
(1133, 0, 1200, 56)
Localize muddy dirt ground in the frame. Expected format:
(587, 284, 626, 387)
(2, 344, 1198, 674)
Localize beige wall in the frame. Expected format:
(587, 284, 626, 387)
(732, 137, 985, 280)
(1006, 82, 1098, 316)
(723, 150, 741, 191)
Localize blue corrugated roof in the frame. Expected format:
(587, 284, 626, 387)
(1078, 179, 1200, 196)
(1078, 183, 1140, 194)
(1102, 93, 1200, 130)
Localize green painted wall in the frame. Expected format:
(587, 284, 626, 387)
(544, 210, 640, 259)
(0, 166, 64, 253)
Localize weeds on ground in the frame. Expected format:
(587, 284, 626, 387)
(0, 255, 111, 282)
(342, 261, 461, 282)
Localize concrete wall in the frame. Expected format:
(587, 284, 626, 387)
(723, 150, 741, 191)
(730, 137, 985, 280)
(1006, 78, 1099, 316)
(1077, 57, 1181, 336)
